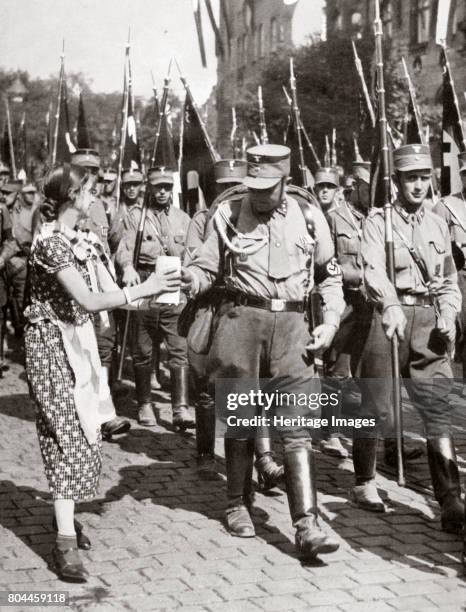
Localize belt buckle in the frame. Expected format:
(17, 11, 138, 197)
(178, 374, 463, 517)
(270, 298, 285, 312)
(403, 294, 415, 306)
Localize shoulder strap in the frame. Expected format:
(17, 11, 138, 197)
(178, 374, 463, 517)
(294, 198, 316, 241)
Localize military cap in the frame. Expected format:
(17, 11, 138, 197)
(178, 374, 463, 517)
(1, 179, 23, 193)
(393, 144, 432, 172)
(122, 168, 143, 184)
(458, 152, 466, 173)
(71, 148, 100, 169)
(352, 161, 371, 184)
(315, 167, 339, 188)
(243, 144, 290, 190)
(0, 162, 10, 175)
(22, 183, 37, 194)
(147, 166, 174, 186)
(214, 159, 247, 184)
(102, 168, 117, 181)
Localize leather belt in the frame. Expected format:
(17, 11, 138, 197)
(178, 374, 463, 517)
(224, 290, 306, 313)
(397, 293, 432, 307)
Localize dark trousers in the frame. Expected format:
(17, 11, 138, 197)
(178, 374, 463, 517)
(356, 305, 453, 438)
(457, 271, 466, 378)
(5, 256, 27, 331)
(93, 311, 116, 369)
(206, 303, 318, 444)
(132, 304, 188, 370)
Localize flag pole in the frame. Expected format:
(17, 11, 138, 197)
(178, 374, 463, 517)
(51, 40, 65, 166)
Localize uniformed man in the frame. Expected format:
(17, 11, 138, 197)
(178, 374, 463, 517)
(0, 163, 10, 187)
(117, 167, 193, 429)
(352, 144, 463, 534)
(434, 151, 466, 390)
(314, 167, 342, 214)
(100, 168, 118, 223)
(182, 144, 344, 560)
(0, 201, 19, 373)
(71, 149, 131, 440)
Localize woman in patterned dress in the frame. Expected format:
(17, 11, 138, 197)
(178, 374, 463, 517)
(24, 164, 180, 581)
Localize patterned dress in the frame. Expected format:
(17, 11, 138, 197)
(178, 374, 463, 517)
(24, 232, 102, 500)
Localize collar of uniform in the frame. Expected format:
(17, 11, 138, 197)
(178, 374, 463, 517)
(394, 201, 425, 223)
(153, 204, 171, 216)
(347, 202, 365, 221)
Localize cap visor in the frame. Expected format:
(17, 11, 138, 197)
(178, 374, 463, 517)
(397, 165, 432, 172)
(150, 178, 174, 186)
(216, 177, 244, 184)
(243, 176, 281, 190)
(315, 180, 339, 188)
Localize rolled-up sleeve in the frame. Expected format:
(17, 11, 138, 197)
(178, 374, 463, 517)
(361, 213, 400, 311)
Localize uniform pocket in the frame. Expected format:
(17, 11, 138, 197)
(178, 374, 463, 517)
(393, 241, 411, 270)
(337, 231, 359, 255)
(429, 241, 445, 277)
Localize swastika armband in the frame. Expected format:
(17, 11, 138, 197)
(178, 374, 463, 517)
(314, 256, 342, 284)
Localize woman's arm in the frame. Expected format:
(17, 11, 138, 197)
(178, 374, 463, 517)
(56, 266, 180, 313)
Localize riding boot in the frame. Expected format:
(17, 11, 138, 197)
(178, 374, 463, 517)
(427, 436, 464, 534)
(225, 438, 255, 537)
(254, 436, 284, 491)
(133, 364, 156, 426)
(195, 392, 220, 479)
(171, 366, 195, 430)
(284, 443, 339, 560)
(351, 436, 386, 512)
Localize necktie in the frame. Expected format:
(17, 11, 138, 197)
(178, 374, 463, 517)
(157, 208, 177, 256)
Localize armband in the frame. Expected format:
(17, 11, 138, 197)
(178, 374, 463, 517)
(314, 257, 341, 284)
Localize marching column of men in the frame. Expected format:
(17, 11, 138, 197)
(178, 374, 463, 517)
(1, 135, 466, 564)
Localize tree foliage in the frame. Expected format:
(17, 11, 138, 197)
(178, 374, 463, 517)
(0, 68, 182, 175)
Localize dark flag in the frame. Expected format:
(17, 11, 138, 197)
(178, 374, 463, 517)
(122, 86, 141, 170)
(54, 76, 75, 164)
(153, 109, 177, 171)
(1, 123, 12, 170)
(440, 46, 466, 196)
(180, 87, 218, 215)
(77, 92, 92, 148)
(16, 112, 28, 181)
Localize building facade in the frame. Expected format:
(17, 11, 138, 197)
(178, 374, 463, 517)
(215, 0, 299, 155)
(326, 0, 466, 110)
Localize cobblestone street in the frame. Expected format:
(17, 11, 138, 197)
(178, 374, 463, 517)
(1, 337, 466, 611)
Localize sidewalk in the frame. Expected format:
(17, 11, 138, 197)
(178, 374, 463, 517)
(1, 339, 466, 611)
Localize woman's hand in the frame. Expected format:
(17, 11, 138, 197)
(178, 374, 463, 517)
(142, 269, 181, 298)
(122, 265, 140, 287)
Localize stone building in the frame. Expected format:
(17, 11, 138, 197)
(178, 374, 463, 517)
(215, 0, 303, 155)
(326, 0, 466, 119)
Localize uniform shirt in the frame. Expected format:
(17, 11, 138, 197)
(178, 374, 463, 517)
(362, 200, 460, 321)
(184, 209, 209, 266)
(187, 194, 345, 326)
(434, 192, 466, 271)
(10, 197, 40, 252)
(116, 202, 190, 270)
(0, 203, 19, 264)
(327, 201, 365, 290)
(82, 198, 110, 253)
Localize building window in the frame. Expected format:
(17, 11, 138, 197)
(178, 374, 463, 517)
(382, 1, 393, 38)
(271, 18, 278, 52)
(279, 22, 285, 42)
(257, 23, 265, 57)
(411, 0, 431, 44)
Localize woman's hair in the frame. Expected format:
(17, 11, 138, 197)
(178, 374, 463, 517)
(40, 164, 88, 221)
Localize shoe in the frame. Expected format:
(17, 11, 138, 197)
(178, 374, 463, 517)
(172, 405, 195, 430)
(150, 370, 161, 391)
(101, 417, 131, 440)
(351, 482, 386, 513)
(171, 366, 195, 430)
(427, 437, 465, 534)
(197, 454, 222, 481)
(320, 437, 349, 459)
(225, 504, 255, 537)
(384, 439, 423, 468)
(52, 545, 89, 583)
(284, 445, 339, 560)
(138, 403, 157, 427)
(255, 454, 285, 492)
(295, 516, 340, 560)
(52, 519, 91, 551)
